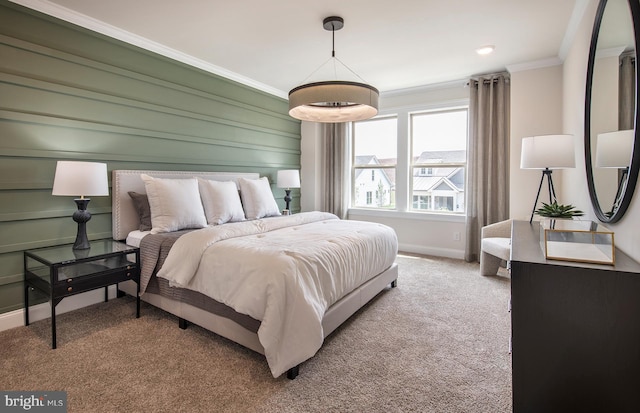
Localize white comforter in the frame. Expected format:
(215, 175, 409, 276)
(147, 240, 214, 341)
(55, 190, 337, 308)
(156, 211, 398, 377)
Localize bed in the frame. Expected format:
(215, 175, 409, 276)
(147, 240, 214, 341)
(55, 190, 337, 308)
(112, 170, 398, 379)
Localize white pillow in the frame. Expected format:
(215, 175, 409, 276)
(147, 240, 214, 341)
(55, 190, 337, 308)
(140, 174, 207, 233)
(197, 178, 246, 225)
(238, 177, 281, 220)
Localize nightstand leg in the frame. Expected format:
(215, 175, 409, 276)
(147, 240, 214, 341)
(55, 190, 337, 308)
(136, 283, 140, 318)
(51, 302, 56, 350)
(24, 285, 30, 326)
(104, 286, 108, 302)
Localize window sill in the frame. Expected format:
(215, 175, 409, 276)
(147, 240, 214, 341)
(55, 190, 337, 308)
(347, 208, 465, 223)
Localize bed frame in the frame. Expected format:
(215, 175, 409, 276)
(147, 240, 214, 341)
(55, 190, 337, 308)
(112, 169, 398, 379)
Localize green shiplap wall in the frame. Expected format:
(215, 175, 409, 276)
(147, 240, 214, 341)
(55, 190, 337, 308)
(0, 1, 301, 314)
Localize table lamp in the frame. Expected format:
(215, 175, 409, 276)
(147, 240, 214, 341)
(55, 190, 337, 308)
(52, 161, 109, 249)
(520, 134, 575, 223)
(276, 170, 301, 213)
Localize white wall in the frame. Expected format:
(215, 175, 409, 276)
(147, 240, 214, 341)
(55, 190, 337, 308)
(563, 0, 640, 261)
(300, 120, 323, 212)
(509, 65, 565, 221)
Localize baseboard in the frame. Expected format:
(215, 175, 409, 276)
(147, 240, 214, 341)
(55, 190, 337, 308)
(398, 243, 465, 260)
(0, 285, 118, 333)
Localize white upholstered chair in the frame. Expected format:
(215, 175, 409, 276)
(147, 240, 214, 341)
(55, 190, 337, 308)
(480, 219, 512, 276)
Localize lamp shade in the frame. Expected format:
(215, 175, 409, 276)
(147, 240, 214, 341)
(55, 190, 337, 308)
(596, 130, 634, 168)
(288, 81, 379, 123)
(277, 170, 301, 189)
(52, 161, 109, 197)
(520, 134, 576, 169)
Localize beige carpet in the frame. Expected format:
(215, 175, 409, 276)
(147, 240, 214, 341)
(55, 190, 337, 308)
(0, 254, 512, 413)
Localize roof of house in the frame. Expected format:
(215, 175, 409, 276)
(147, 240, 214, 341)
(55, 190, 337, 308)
(415, 150, 466, 164)
(354, 151, 465, 187)
(354, 156, 393, 186)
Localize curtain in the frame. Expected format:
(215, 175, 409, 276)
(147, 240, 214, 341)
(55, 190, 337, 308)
(619, 52, 635, 130)
(320, 122, 348, 219)
(465, 73, 510, 262)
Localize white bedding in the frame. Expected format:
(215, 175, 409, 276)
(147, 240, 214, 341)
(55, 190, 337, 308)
(156, 211, 398, 377)
(126, 230, 149, 247)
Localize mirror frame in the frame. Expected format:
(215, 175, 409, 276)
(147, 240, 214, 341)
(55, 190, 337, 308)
(585, 0, 640, 223)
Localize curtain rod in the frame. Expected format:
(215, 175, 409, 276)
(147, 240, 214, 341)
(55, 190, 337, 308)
(465, 74, 510, 87)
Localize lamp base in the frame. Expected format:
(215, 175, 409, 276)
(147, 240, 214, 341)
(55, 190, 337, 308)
(284, 189, 292, 211)
(72, 198, 92, 250)
(529, 169, 557, 223)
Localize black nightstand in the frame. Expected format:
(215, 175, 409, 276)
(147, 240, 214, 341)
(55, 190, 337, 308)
(24, 239, 140, 349)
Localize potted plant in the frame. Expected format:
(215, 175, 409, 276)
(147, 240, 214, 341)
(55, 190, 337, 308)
(535, 201, 584, 219)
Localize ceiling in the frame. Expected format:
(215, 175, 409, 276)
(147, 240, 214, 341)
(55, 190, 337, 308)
(13, 0, 585, 99)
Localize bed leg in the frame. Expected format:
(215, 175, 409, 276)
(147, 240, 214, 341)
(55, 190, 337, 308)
(391, 279, 398, 288)
(178, 317, 189, 330)
(286, 365, 300, 380)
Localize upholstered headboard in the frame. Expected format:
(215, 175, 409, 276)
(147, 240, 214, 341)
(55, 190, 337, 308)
(112, 170, 259, 240)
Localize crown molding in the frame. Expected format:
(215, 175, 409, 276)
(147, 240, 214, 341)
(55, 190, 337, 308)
(382, 78, 468, 97)
(9, 0, 288, 99)
(506, 57, 563, 73)
(596, 46, 627, 59)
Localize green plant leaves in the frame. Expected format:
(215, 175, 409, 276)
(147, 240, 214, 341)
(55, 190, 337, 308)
(535, 201, 585, 218)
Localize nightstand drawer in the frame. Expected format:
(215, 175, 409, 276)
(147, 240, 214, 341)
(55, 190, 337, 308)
(52, 267, 139, 297)
(56, 255, 136, 281)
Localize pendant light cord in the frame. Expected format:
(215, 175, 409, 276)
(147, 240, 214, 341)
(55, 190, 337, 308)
(297, 18, 370, 85)
(331, 22, 336, 58)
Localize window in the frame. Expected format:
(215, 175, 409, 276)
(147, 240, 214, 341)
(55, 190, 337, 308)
(352, 116, 397, 208)
(351, 106, 468, 214)
(411, 109, 467, 213)
(412, 195, 431, 210)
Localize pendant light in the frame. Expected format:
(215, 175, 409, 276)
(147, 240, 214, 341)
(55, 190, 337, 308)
(288, 16, 379, 123)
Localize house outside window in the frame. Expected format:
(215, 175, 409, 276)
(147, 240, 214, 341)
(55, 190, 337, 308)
(412, 195, 432, 209)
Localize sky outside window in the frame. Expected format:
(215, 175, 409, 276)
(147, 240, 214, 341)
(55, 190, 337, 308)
(354, 117, 397, 162)
(413, 110, 468, 155)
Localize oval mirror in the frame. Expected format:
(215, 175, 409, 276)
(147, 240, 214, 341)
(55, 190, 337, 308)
(585, 0, 640, 223)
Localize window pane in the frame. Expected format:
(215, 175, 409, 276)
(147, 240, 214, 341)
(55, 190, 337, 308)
(353, 167, 395, 208)
(412, 167, 465, 212)
(412, 110, 467, 158)
(353, 116, 397, 210)
(354, 117, 397, 166)
(411, 109, 467, 213)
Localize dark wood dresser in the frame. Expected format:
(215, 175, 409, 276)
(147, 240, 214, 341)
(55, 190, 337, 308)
(510, 220, 640, 412)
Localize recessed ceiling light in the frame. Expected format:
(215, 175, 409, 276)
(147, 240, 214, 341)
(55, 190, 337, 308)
(476, 45, 495, 55)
